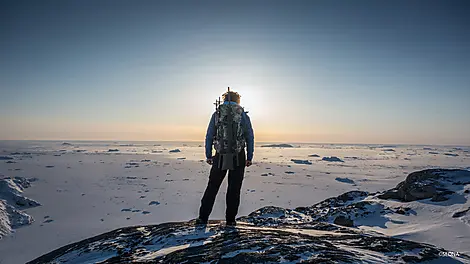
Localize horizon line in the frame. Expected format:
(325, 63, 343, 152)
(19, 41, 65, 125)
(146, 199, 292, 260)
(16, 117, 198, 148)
(0, 139, 469, 147)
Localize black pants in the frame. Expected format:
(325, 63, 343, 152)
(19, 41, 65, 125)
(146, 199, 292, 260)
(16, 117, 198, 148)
(199, 151, 246, 222)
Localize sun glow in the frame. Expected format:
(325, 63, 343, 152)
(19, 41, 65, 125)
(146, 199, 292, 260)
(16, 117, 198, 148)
(230, 86, 267, 120)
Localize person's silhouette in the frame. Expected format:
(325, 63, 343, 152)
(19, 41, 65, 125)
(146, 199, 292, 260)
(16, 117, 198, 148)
(196, 89, 254, 226)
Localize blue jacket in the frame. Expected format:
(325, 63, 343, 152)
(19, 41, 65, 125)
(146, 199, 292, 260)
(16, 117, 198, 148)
(205, 101, 254, 161)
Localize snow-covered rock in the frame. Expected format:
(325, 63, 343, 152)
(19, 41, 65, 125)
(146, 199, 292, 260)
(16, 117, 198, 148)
(378, 169, 470, 202)
(28, 215, 470, 264)
(3, 201, 34, 229)
(0, 200, 11, 238)
(0, 177, 39, 239)
(0, 178, 40, 208)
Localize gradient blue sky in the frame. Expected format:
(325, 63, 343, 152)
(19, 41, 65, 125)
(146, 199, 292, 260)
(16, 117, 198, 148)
(1, 0, 469, 144)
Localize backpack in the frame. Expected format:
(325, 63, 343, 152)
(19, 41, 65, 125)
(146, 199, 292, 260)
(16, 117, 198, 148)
(213, 103, 246, 169)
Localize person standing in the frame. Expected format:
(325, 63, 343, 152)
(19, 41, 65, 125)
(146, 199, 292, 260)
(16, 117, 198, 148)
(196, 89, 254, 226)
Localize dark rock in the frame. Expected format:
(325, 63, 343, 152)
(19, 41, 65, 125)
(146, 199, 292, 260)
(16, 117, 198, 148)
(407, 184, 436, 200)
(452, 208, 469, 218)
(308, 154, 320, 157)
(334, 215, 354, 227)
(169, 149, 181, 153)
(378, 190, 401, 200)
(108, 149, 119, 152)
(465, 190, 469, 194)
(431, 190, 454, 202)
(395, 209, 406, 215)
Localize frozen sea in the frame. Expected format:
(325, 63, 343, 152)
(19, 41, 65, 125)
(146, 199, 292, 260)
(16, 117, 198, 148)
(0, 140, 469, 263)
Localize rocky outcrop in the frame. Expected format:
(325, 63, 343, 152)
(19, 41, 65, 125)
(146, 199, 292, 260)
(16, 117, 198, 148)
(27, 220, 469, 264)
(0, 177, 40, 238)
(0, 177, 40, 208)
(239, 191, 390, 228)
(378, 169, 470, 202)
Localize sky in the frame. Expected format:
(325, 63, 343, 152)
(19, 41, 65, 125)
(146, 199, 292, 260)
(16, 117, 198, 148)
(1, 0, 469, 145)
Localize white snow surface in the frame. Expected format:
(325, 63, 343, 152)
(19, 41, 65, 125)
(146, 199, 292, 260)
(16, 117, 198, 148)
(0, 140, 469, 263)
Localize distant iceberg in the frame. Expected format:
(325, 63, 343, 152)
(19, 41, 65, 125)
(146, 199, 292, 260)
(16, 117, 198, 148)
(261, 144, 294, 148)
(169, 149, 181, 153)
(290, 159, 312, 165)
(322, 156, 344, 162)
